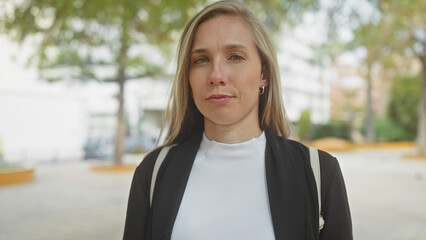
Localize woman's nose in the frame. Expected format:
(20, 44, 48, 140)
(209, 61, 227, 86)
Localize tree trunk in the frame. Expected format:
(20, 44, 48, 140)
(114, 75, 126, 165)
(365, 64, 375, 143)
(418, 54, 426, 155)
(114, 20, 129, 166)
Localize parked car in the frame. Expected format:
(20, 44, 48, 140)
(84, 136, 156, 159)
(83, 137, 114, 159)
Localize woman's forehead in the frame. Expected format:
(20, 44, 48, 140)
(191, 15, 255, 51)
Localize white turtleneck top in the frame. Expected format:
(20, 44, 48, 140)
(170, 132, 275, 240)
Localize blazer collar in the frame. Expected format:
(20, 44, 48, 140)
(264, 129, 308, 239)
(152, 131, 203, 240)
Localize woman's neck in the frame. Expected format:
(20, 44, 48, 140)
(203, 120, 262, 144)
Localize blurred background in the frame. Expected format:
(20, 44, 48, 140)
(0, 0, 425, 239)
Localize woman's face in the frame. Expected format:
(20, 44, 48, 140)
(189, 15, 267, 132)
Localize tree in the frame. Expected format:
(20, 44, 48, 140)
(346, 16, 401, 143)
(297, 109, 312, 142)
(388, 74, 422, 140)
(0, 0, 319, 165)
(369, 0, 426, 154)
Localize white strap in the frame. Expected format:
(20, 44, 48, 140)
(150, 144, 176, 207)
(309, 147, 324, 231)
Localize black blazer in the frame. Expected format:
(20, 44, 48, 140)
(123, 130, 353, 240)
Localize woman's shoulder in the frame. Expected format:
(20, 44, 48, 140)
(265, 130, 339, 170)
(135, 144, 182, 174)
(285, 138, 344, 196)
(134, 146, 164, 175)
(288, 138, 339, 169)
(286, 138, 344, 189)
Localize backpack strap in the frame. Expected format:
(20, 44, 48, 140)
(150, 144, 176, 207)
(309, 147, 325, 231)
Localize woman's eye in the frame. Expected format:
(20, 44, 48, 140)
(193, 57, 208, 64)
(228, 54, 245, 61)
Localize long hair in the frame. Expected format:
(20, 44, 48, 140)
(160, 0, 292, 146)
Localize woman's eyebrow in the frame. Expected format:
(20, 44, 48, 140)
(223, 43, 248, 51)
(191, 48, 208, 54)
(191, 43, 249, 54)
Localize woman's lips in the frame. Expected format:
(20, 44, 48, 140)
(207, 94, 233, 103)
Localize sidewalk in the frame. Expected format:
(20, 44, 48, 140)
(334, 148, 426, 240)
(0, 160, 135, 240)
(1, 149, 426, 240)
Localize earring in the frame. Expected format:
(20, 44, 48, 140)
(259, 86, 265, 95)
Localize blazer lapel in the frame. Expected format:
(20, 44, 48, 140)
(265, 130, 307, 239)
(151, 132, 203, 240)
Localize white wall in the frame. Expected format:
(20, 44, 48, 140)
(0, 86, 87, 163)
(0, 36, 88, 163)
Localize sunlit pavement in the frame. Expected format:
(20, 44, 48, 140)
(334, 148, 426, 240)
(0, 157, 138, 240)
(1, 149, 426, 240)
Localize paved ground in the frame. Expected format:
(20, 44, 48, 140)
(1, 148, 426, 240)
(334, 148, 426, 240)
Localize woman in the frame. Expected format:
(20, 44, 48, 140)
(124, 1, 352, 239)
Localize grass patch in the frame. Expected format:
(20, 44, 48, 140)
(0, 163, 25, 172)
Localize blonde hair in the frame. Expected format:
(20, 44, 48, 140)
(161, 0, 292, 145)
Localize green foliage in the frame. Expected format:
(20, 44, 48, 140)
(0, 0, 209, 81)
(243, 0, 319, 29)
(0, 163, 23, 172)
(388, 74, 421, 134)
(360, 117, 416, 142)
(0, 0, 320, 81)
(297, 109, 312, 141)
(311, 121, 350, 140)
(374, 118, 415, 142)
(309, 0, 352, 66)
(375, 0, 426, 58)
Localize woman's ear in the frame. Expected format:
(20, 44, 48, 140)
(260, 73, 268, 87)
(260, 61, 269, 87)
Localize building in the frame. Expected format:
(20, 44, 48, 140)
(277, 25, 337, 125)
(0, 83, 87, 163)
